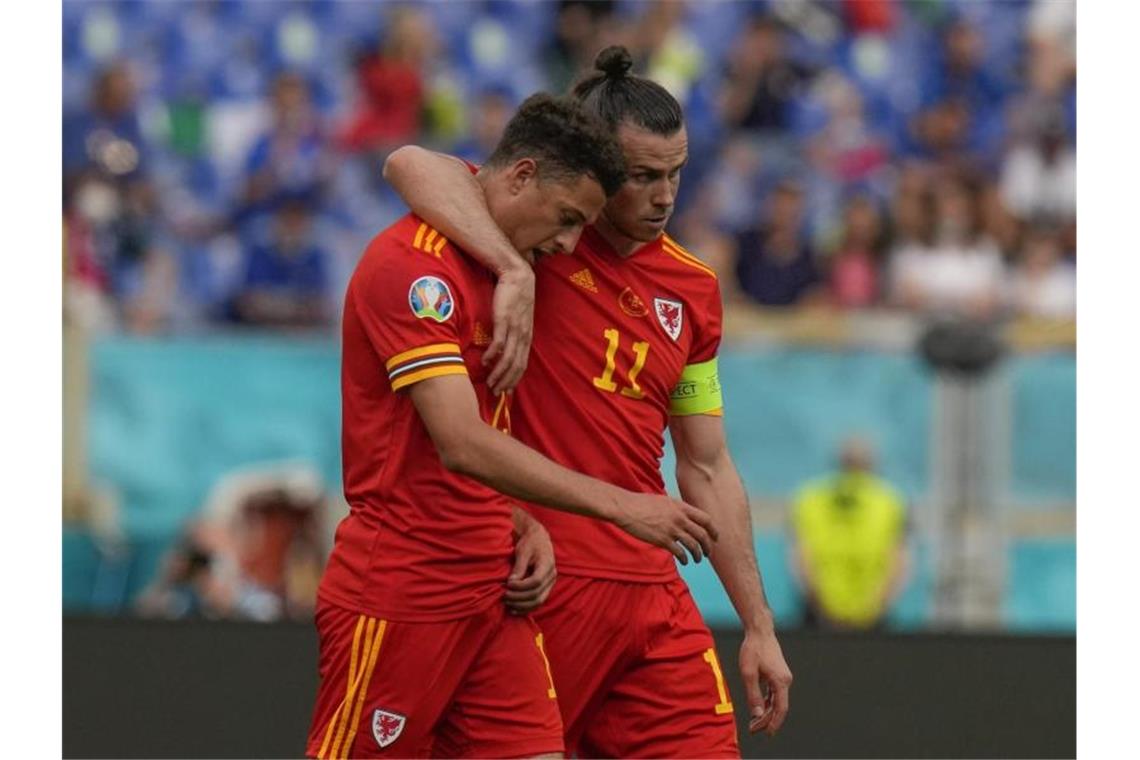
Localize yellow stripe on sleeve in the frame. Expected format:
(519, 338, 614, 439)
(432, 235, 448, 256)
(390, 363, 469, 392)
(385, 342, 462, 372)
(339, 620, 388, 759)
(317, 615, 366, 759)
(328, 617, 377, 760)
(412, 223, 427, 251)
(423, 228, 439, 252)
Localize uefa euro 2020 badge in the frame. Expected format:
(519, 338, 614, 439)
(372, 708, 406, 749)
(408, 275, 454, 323)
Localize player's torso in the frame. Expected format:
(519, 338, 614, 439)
(328, 216, 513, 621)
(515, 228, 715, 581)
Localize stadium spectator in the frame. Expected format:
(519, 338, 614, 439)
(63, 61, 176, 333)
(454, 87, 514, 164)
(229, 201, 333, 329)
(339, 5, 439, 154)
(237, 72, 332, 224)
(1000, 104, 1076, 224)
(721, 16, 813, 134)
(826, 193, 886, 309)
(545, 1, 618, 93)
(806, 71, 890, 188)
(636, 0, 706, 105)
(1005, 223, 1076, 320)
(889, 174, 1004, 319)
(735, 180, 823, 307)
(63, 61, 148, 185)
(790, 437, 909, 631)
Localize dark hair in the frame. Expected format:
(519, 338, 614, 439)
(485, 92, 626, 197)
(571, 46, 684, 135)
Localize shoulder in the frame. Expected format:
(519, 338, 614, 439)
(659, 234, 719, 284)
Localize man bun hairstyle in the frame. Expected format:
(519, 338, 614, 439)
(485, 92, 626, 197)
(571, 45, 684, 136)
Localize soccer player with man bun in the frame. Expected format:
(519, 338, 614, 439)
(307, 93, 719, 759)
(384, 46, 792, 757)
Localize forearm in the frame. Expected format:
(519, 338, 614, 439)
(678, 453, 775, 635)
(383, 146, 528, 276)
(448, 422, 624, 523)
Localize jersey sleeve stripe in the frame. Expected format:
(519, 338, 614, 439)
(385, 342, 462, 371)
(390, 363, 469, 391)
(338, 619, 388, 759)
(423, 228, 439, 251)
(661, 240, 717, 278)
(432, 235, 448, 256)
(412, 223, 428, 250)
(388, 354, 465, 380)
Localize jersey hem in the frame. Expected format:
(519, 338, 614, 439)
(317, 586, 503, 624)
(554, 563, 680, 584)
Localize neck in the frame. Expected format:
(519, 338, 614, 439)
(593, 212, 649, 258)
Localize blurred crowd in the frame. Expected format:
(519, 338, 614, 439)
(62, 0, 1076, 336)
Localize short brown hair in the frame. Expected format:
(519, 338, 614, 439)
(485, 93, 626, 197)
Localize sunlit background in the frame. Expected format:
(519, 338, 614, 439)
(62, 0, 1074, 636)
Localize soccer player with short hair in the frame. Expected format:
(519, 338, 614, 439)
(306, 93, 718, 760)
(383, 47, 793, 757)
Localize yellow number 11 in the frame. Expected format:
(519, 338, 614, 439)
(592, 328, 650, 400)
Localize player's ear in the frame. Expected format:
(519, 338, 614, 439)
(506, 158, 538, 195)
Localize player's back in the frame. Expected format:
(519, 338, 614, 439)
(321, 214, 514, 622)
(514, 228, 723, 582)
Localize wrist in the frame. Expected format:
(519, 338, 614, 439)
(492, 251, 533, 279)
(742, 608, 777, 637)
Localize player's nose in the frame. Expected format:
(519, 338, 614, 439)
(552, 226, 584, 255)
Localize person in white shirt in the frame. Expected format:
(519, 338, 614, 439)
(1005, 223, 1076, 319)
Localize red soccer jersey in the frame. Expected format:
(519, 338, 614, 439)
(319, 214, 514, 622)
(514, 227, 723, 582)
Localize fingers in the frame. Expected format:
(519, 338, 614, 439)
(487, 330, 520, 395)
(508, 545, 532, 582)
(675, 533, 703, 564)
(764, 679, 790, 736)
(683, 503, 719, 542)
(742, 669, 767, 735)
(663, 537, 689, 565)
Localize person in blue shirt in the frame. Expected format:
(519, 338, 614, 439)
(230, 200, 331, 328)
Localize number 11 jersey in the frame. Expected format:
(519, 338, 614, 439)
(513, 226, 724, 583)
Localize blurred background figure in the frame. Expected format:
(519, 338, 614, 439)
(136, 464, 327, 622)
(1005, 221, 1076, 320)
(237, 72, 332, 227)
(735, 179, 823, 307)
(790, 437, 909, 631)
(228, 199, 333, 329)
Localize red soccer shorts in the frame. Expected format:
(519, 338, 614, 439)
(532, 575, 740, 759)
(305, 599, 563, 759)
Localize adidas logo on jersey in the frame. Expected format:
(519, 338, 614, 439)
(570, 268, 598, 293)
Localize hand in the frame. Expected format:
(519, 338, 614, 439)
(610, 493, 719, 565)
(484, 265, 535, 396)
(739, 629, 792, 736)
(504, 513, 557, 614)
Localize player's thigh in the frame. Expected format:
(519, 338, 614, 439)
(580, 585, 740, 759)
(530, 576, 640, 747)
(433, 612, 564, 759)
(306, 603, 485, 759)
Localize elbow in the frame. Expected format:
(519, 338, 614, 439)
(381, 145, 421, 184)
(435, 428, 483, 477)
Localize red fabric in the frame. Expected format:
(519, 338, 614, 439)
(514, 228, 723, 582)
(340, 57, 423, 150)
(844, 0, 896, 33)
(534, 576, 740, 758)
(830, 249, 880, 308)
(306, 601, 563, 758)
(318, 214, 514, 622)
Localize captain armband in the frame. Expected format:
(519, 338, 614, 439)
(668, 357, 723, 416)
